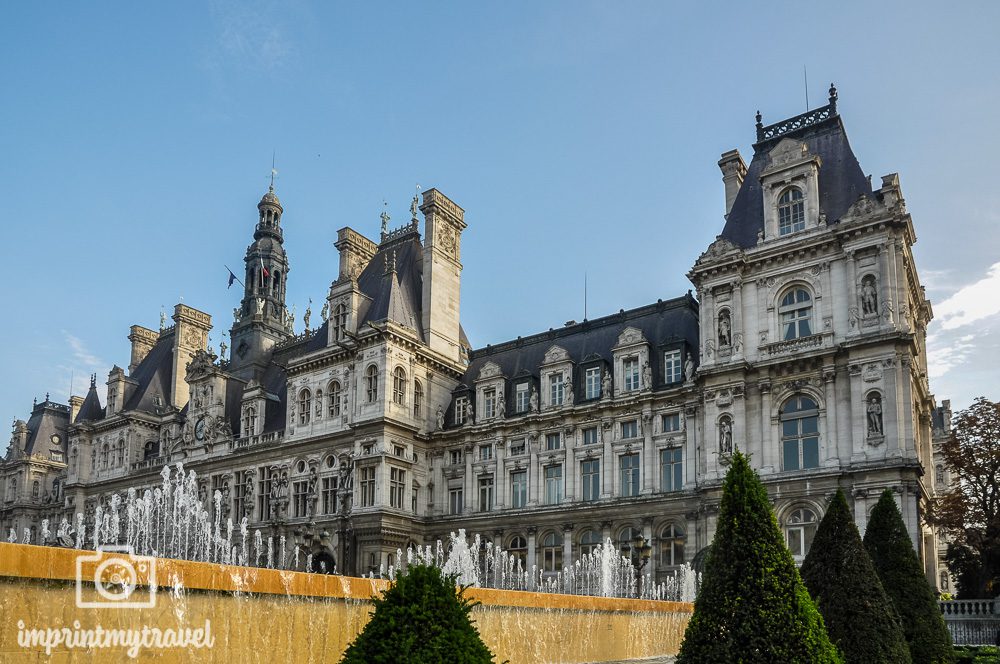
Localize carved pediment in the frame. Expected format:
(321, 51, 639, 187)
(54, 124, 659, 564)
(840, 194, 882, 223)
(615, 327, 647, 349)
(697, 236, 742, 264)
(477, 361, 504, 381)
(542, 345, 570, 365)
(767, 138, 809, 168)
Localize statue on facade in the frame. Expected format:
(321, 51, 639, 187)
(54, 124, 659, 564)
(861, 276, 878, 316)
(528, 385, 539, 413)
(496, 392, 505, 419)
(719, 418, 733, 454)
(220, 338, 228, 359)
(410, 194, 419, 222)
(718, 310, 732, 347)
(601, 369, 612, 400)
(234, 306, 241, 322)
(255, 297, 265, 316)
(220, 479, 231, 520)
(435, 405, 445, 431)
(307, 467, 319, 518)
(565, 374, 574, 404)
(320, 301, 329, 322)
(684, 355, 695, 382)
(380, 205, 390, 237)
(642, 361, 653, 390)
(243, 473, 254, 517)
(867, 394, 884, 435)
(303, 299, 312, 331)
(160, 309, 167, 331)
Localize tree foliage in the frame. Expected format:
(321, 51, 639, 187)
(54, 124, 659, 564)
(930, 397, 1000, 599)
(677, 452, 842, 663)
(864, 489, 955, 664)
(341, 563, 496, 664)
(801, 489, 911, 663)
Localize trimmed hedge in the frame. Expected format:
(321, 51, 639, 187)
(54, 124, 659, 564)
(341, 563, 496, 663)
(801, 489, 911, 663)
(676, 452, 842, 663)
(864, 489, 955, 664)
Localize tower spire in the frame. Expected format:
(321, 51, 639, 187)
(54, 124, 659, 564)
(270, 151, 277, 191)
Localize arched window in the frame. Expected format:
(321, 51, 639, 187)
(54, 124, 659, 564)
(541, 531, 563, 572)
(508, 535, 527, 568)
(413, 380, 423, 419)
(143, 440, 159, 460)
(779, 288, 813, 340)
(299, 389, 312, 425)
(579, 529, 602, 557)
(780, 395, 819, 470)
(101, 443, 110, 469)
(784, 507, 818, 562)
(32, 480, 40, 499)
(659, 524, 685, 567)
(366, 365, 379, 403)
(117, 440, 124, 466)
(272, 271, 281, 296)
(392, 367, 407, 405)
(333, 304, 348, 341)
(328, 381, 341, 417)
(778, 187, 805, 235)
(243, 406, 257, 436)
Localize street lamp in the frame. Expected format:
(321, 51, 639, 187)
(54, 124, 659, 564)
(620, 533, 653, 575)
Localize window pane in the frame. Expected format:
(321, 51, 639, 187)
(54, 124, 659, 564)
(801, 416, 818, 434)
(783, 440, 800, 471)
(787, 528, 803, 556)
(802, 438, 819, 469)
(782, 420, 798, 437)
(799, 319, 812, 337)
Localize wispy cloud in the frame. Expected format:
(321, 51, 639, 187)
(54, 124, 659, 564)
(207, 0, 293, 72)
(53, 331, 107, 398)
(933, 261, 1000, 331)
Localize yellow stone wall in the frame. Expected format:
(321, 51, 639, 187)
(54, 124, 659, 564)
(0, 543, 691, 662)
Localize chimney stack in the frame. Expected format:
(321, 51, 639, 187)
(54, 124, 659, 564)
(128, 325, 158, 373)
(420, 189, 466, 363)
(69, 395, 84, 422)
(718, 149, 747, 218)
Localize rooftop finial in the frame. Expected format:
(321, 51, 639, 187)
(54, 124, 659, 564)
(90, 373, 96, 388)
(411, 184, 421, 224)
(755, 110, 764, 141)
(828, 83, 838, 114)
(269, 151, 277, 192)
(380, 201, 390, 239)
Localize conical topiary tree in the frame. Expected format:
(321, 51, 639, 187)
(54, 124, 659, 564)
(677, 452, 842, 663)
(341, 563, 496, 663)
(864, 489, 955, 664)
(801, 489, 911, 663)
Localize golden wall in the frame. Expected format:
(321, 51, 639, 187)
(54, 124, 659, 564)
(0, 543, 690, 662)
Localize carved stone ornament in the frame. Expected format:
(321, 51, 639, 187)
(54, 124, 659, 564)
(697, 236, 742, 264)
(767, 138, 808, 168)
(862, 363, 882, 383)
(478, 361, 503, 380)
(841, 194, 879, 223)
(716, 389, 734, 408)
(615, 327, 647, 348)
(542, 346, 570, 365)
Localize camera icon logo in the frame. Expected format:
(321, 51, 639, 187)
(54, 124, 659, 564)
(75, 545, 157, 609)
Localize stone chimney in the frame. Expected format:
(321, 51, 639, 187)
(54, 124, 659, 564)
(334, 228, 378, 282)
(128, 325, 159, 373)
(718, 149, 747, 218)
(420, 189, 466, 363)
(69, 395, 84, 422)
(170, 304, 212, 409)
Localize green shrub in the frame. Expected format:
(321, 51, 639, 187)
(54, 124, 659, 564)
(341, 563, 496, 663)
(864, 489, 955, 664)
(676, 452, 842, 663)
(801, 489, 911, 663)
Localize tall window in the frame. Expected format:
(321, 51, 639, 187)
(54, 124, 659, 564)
(321, 476, 338, 514)
(659, 524, 686, 566)
(449, 449, 463, 465)
(541, 532, 563, 572)
(778, 187, 806, 235)
(509, 438, 526, 456)
(623, 358, 639, 392)
(663, 350, 682, 384)
(545, 432, 561, 451)
(515, 383, 530, 413)
(620, 453, 640, 497)
(582, 427, 599, 446)
(292, 480, 308, 517)
(662, 413, 681, 433)
(478, 476, 494, 512)
(579, 529, 601, 557)
(509, 536, 527, 567)
(332, 303, 347, 340)
(479, 444, 493, 461)
(544, 465, 563, 505)
(585, 366, 602, 399)
(365, 365, 379, 403)
(549, 373, 564, 406)
(483, 388, 496, 419)
(359, 467, 376, 507)
(298, 389, 312, 425)
(389, 467, 405, 509)
(781, 395, 820, 471)
(510, 470, 527, 508)
(243, 406, 257, 436)
(413, 380, 423, 418)
(621, 420, 638, 439)
(581, 459, 600, 502)
(785, 507, 818, 562)
(392, 367, 406, 405)
(328, 381, 341, 417)
(779, 288, 813, 340)
(449, 487, 464, 515)
(454, 397, 469, 425)
(660, 448, 683, 492)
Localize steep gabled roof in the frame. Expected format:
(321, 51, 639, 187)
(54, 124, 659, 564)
(25, 400, 70, 455)
(122, 333, 174, 414)
(75, 383, 105, 423)
(357, 232, 425, 336)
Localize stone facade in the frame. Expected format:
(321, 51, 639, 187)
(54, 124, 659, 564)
(0, 92, 951, 587)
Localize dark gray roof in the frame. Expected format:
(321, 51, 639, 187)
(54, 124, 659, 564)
(721, 113, 872, 249)
(25, 400, 70, 456)
(357, 231, 425, 337)
(445, 294, 699, 426)
(75, 384, 105, 423)
(122, 334, 174, 414)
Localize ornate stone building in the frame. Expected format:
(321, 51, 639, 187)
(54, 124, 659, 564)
(1, 89, 952, 587)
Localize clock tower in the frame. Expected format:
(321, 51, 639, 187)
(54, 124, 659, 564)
(228, 184, 292, 380)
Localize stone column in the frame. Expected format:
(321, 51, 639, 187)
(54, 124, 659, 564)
(464, 444, 474, 513)
(529, 435, 540, 506)
(643, 519, 655, 581)
(564, 427, 576, 501)
(562, 524, 573, 571)
(526, 527, 537, 586)
(732, 280, 744, 362)
(641, 411, 654, 494)
(684, 406, 698, 489)
(823, 367, 839, 465)
(758, 382, 774, 473)
(601, 425, 613, 499)
(495, 438, 506, 509)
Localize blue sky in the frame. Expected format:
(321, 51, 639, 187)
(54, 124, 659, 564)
(3, 1, 999, 433)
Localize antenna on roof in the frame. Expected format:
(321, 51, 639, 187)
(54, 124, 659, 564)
(803, 65, 809, 111)
(584, 272, 588, 321)
(270, 151, 278, 190)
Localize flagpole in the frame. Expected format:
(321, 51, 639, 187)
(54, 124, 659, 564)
(224, 265, 246, 289)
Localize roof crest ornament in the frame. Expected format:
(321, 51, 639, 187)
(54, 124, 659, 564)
(380, 201, 390, 240)
(755, 82, 839, 143)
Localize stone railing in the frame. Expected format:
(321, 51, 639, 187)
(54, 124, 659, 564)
(940, 598, 1000, 646)
(230, 431, 283, 452)
(131, 456, 168, 472)
(761, 333, 824, 357)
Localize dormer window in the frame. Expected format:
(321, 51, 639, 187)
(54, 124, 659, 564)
(779, 288, 813, 340)
(298, 389, 312, 425)
(333, 304, 347, 341)
(778, 187, 805, 235)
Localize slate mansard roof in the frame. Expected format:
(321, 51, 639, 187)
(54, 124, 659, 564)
(720, 101, 873, 249)
(24, 399, 70, 457)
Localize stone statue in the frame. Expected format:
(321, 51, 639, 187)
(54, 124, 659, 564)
(436, 405, 445, 431)
(380, 206, 390, 236)
(601, 369, 612, 399)
(528, 386, 538, 413)
(220, 339, 228, 359)
(642, 361, 652, 390)
(290, 304, 297, 329)
(243, 474, 254, 517)
(496, 392, 505, 419)
(320, 301, 329, 322)
(564, 374, 574, 404)
(861, 276, 878, 316)
(303, 299, 312, 331)
(255, 297, 265, 315)
(684, 356, 695, 382)
(410, 194, 419, 221)
(718, 310, 732, 347)
(867, 395, 883, 435)
(160, 309, 167, 330)
(719, 418, 733, 454)
(307, 467, 319, 516)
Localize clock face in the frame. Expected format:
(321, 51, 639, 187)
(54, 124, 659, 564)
(50, 434, 61, 444)
(195, 417, 206, 441)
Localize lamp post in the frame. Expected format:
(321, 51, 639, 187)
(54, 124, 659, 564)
(620, 533, 653, 593)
